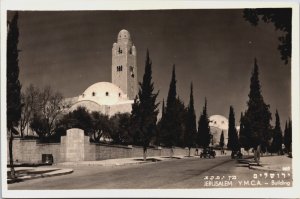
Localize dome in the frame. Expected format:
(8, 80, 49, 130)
(209, 115, 229, 130)
(118, 29, 131, 41)
(78, 82, 127, 106)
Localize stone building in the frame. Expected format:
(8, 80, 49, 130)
(209, 115, 229, 147)
(69, 29, 138, 116)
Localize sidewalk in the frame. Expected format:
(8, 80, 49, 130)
(8, 155, 197, 184)
(7, 167, 73, 184)
(247, 155, 292, 172)
(57, 155, 197, 167)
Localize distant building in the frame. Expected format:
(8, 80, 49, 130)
(68, 30, 138, 116)
(209, 114, 241, 148)
(209, 115, 229, 147)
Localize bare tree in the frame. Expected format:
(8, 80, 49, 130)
(20, 84, 40, 137)
(30, 86, 66, 139)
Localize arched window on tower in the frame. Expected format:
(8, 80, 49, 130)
(106, 92, 109, 96)
(92, 92, 95, 96)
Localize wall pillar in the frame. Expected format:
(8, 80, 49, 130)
(65, 128, 86, 162)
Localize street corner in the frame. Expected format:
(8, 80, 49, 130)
(7, 167, 73, 184)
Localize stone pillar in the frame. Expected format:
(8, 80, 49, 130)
(65, 128, 86, 162)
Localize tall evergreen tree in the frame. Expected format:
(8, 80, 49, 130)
(243, 59, 272, 161)
(270, 110, 283, 154)
(131, 49, 159, 161)
(159, 65, 187, 157)
(184, 83, 197, 156)
(239, 112, 251, 151)
(288, 119, 292, 153)
(175, 96, 187, 147)
(219, 130, 225, 149)
(227, 106, 239, 151)
(284, 119, 292, 153)
(7, 12, 22, 179)
(197, 98, 211, 149)
(131, 96, 141, 145)
(160, 65, 178, 148)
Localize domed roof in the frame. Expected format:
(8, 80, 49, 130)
(78, 82, 127, 105)
(209, 115, 229, 130)
(118, 29, 131, 41)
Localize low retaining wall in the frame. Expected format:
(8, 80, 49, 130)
(8, 128, 198, 163)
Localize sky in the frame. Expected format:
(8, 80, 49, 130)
(8, 9, 291, 127)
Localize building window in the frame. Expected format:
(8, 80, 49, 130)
(130, 66, 134, 77)
(119, 93, 121, 97)
(106, 92, 109, 96)
(117, 65, 123, 72)
(129, 48, 132, 54)
(118, 47, 122, 54)
(82, 93, 85, 97)
(92, 92, 95, 96)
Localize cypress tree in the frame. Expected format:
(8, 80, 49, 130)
(160, 65, 187, 157)
(219, 130, 225, 149)
(227, 106, 239, 152)
(160, 65, 178, 148)
(175, 96, 187, 147)
(197, 98, 211, 149)
(184, 83, 197, 156)
(243, 59, 272, 161)
(239, 112, 251, 151)
(288, 119, 292, 153)
(284, 119, 292, 153)
(7, 12, 22, 179)
(131, 49, 159, 161)
(166, 65, 177, 109)
(270, 110, 283, 154)
(131, 96, 141, 145)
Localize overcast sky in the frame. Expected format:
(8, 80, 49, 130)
(8, 9, 291, 127)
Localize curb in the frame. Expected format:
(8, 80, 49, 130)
(57, 156, 196, 167)
(7, 169, 73, 184)
(249, 165, 282, 172)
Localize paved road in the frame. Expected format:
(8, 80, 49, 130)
(8, 156, 292, 189)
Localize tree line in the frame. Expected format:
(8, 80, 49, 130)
(16, 43, 293, 160)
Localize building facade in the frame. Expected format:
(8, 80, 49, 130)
(69, 29, 137, 116)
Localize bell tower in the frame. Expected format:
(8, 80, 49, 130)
(112, 29, 137, 100)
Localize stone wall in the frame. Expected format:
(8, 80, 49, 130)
(9, 139, 62, 164)
(9, 128, 199, 164)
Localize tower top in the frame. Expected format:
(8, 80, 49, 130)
(117, 29, 132, 42)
